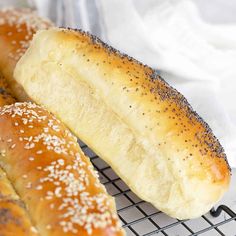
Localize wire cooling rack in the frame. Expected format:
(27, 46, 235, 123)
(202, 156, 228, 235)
(78, 141, 236, 236)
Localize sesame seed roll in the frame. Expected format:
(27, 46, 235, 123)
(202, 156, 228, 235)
(0, 8, 53, 101)
(0, 102, 124, 235)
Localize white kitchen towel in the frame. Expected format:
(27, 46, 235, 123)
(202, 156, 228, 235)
(34, 0, 236, 167)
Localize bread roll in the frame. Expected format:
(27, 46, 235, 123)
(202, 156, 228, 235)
(0, 8, 53, 101)
(14, 28, 231, 219)
(0, 102, 124, 235)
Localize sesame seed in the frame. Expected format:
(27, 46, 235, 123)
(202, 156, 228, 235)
(46, 224, 52, 230)
(26, 182, 32, 189)
(58, 159, 64, 166)
(35, 185, 43, 190)
(30, 226, 38, 233)
(44, 127, 49, 133)
(24, 142, 35, 149)
(0, 150, 6, 157)
(55, 187, 62, 197)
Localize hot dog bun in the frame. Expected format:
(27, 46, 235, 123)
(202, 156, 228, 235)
(14, 28, 231, 220)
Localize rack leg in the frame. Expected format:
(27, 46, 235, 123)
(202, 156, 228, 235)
(210, 205, 236, 218)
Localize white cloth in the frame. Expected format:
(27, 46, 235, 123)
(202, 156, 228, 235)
(35, 0, 236, 167)
(96, 0, 236, 168)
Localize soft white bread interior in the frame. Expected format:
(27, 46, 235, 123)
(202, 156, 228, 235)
(14, 28, 231, 220)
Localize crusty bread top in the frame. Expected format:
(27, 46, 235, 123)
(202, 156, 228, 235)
(0, 8, 52, 62)
(0, 8, 53, 100)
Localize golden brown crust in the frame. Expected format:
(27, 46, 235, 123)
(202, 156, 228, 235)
(0, 102, 124, 236)
(0, 8, 53, 100)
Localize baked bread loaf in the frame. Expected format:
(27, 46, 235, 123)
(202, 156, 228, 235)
(0, 8, 53, 101)
(14, 28, 231, 219)
(0, 102, 124, 235)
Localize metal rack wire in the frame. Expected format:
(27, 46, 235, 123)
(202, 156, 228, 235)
(79, 141, 236, 236)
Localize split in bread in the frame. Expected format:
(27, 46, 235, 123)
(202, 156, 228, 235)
(0, 73, 38, 235)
